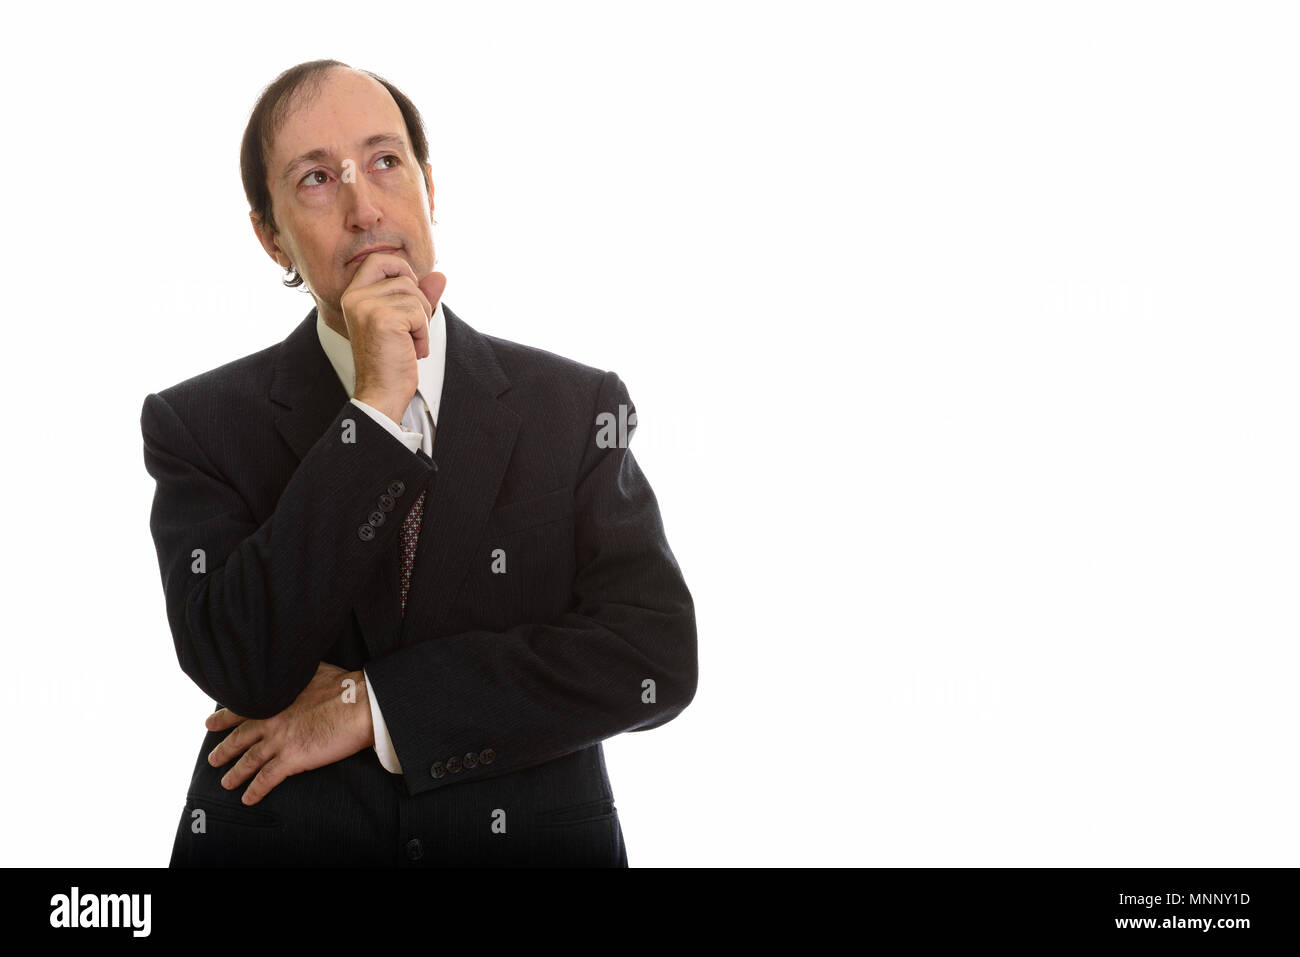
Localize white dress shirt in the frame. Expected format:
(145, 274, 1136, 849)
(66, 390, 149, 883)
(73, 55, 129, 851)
(315, 300, 447, 775)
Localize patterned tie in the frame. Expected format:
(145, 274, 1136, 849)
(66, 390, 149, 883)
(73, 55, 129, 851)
(399, 489, 426, 616)
(398, 406, 435, 616)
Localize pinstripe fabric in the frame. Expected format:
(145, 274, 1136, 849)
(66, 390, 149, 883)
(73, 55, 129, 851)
(142, 302, 696, 866)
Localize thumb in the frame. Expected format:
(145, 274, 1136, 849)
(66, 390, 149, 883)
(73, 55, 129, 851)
(418, 271, 447, 315)
(205, 709, 244, 731)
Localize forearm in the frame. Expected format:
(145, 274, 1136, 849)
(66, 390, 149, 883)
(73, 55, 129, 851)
(143, 391, 436, 718)
(365, 598, 696, 795)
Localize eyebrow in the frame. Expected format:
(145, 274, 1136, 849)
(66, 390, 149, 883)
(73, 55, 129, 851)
(280, 132, 409, 183)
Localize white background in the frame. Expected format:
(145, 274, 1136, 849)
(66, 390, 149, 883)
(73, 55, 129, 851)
(1, 0, 1297, 866)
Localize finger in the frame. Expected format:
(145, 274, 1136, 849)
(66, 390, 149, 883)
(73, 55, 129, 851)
(350, 250, 421, 290)
(207, 720, 264, 768)
(349, 275, 433, 323)
(361, 278, 433, 355)
(221, 741, 270, 791)
(414, 272, 445, 359)
(371, 276, 433, 318)
(241, 756, 293, 806)
(205, 708, 244, 732)
(410, 310, 430, 359)
(417, 271, 446, 313)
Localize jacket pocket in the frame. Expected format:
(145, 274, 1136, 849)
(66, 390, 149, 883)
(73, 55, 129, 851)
(486, 486, 573, 535)
(535, 797, 616, 827)
(184, 790, 282, 829)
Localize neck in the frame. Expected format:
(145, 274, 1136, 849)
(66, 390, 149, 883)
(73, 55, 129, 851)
(316, 300, 350, 340)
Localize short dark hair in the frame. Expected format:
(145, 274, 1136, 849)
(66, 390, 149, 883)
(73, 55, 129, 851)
(240, 59, 432, 288)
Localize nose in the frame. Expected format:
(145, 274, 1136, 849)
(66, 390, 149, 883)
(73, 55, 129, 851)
(342, 167, 383, 232)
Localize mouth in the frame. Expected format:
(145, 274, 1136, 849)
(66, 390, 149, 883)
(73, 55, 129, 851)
(348, 245, 402, 265)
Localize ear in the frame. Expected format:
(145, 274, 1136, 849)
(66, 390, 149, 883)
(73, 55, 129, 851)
(425, 163, 436, 219)
(249, 210, 290, 268)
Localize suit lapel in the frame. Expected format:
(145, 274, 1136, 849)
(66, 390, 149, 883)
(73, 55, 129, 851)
(267, 303, 519, 659)
(398, 304, 520, 644)
(269, 307, 348, 460)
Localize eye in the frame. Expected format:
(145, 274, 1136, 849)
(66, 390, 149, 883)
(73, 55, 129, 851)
(299, 169, 330, 189)
(376, 154, 400, 170)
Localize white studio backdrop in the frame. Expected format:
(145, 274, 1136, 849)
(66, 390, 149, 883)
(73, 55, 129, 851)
(1, 0, 1298, 866)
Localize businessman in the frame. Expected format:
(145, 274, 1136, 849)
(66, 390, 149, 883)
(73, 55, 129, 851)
(140, 59, 697, 866)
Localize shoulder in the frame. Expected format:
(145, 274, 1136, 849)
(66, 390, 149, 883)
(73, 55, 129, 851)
(158, 340, 280, 400)
(481, 329, 609, 392)
(472, 325, 634, 431)
(144, 338, 281, 424)
(446, 304, 624, 416)
(139, 308, 315, 444)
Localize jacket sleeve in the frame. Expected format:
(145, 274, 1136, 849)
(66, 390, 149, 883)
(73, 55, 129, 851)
(362, 370, 698, 796)
(140, 391, 437, 718)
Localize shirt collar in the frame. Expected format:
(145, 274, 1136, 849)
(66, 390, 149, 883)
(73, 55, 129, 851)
(316, 299, 446, 425)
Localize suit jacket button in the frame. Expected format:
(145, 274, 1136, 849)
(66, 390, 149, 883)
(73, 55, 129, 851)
(358, 525, 376, 542)
(405, 838, 424, 862)
(479, 748, 495, 765)
(446, 756, 462, 773)
(388, 479, 406, 497)
(367, 510, 385, 527)
(463, 751, 478, 769)
(378, 493, 395, 512)
(430, 761, 445, 779)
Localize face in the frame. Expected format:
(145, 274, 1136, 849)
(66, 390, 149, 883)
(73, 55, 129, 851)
(251, 67, 436, 336)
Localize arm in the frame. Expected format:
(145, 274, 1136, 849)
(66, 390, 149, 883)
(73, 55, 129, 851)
(349, 397, 415, 773)
(350, 396, 423, 453)
(141, 390, 436, 718)
(364, 371, 698, 796)
(364, 666, 403, 773)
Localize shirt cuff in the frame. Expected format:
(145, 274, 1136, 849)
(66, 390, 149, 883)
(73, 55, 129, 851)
(351, 397, 422, 453)
(363, 666, 404, 774)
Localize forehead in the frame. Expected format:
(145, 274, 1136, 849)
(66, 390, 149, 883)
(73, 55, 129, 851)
(270, 69, 409, 170)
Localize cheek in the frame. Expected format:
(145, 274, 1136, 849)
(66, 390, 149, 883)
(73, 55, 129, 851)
(293, 244, 345, 291)
(296, 186, 339, 211)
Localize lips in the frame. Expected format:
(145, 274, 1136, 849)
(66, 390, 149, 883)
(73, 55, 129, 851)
(348, 245, 401, 265)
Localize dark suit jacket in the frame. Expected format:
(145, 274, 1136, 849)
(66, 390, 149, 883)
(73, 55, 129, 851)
(140, 302, 697, 867)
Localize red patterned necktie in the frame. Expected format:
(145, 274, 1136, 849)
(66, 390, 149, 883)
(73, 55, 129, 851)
(399, 489, 426, 616)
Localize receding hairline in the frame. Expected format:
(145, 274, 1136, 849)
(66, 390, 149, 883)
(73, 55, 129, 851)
(265, 66, 410, 185)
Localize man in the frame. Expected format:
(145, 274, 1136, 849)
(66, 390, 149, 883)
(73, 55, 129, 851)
(140, 59, 697, 867)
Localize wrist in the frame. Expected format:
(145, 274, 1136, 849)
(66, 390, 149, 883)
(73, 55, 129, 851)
(353, 391, 407, 425)
(351, 670, 376, 748)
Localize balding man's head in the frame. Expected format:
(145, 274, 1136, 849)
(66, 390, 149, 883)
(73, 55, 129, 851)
(241, 60, 434, 289)
(242, 61, 439, 336)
